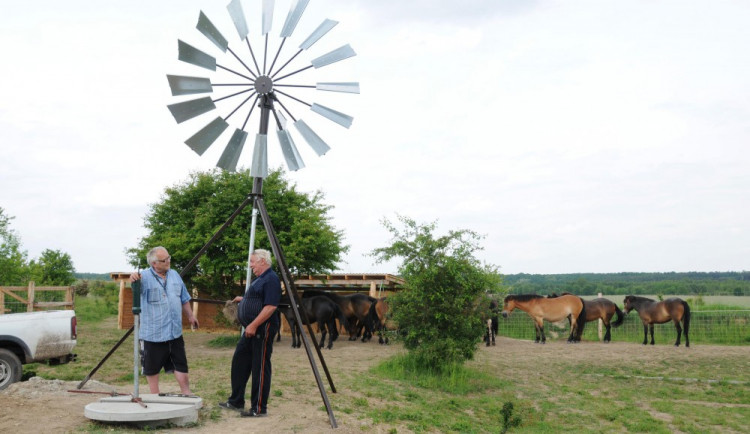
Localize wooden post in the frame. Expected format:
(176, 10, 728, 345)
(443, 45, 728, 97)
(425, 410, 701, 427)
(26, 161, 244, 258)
(65, 286, 74, 310)
(369, 281, 377, 298)
(597, 292, 603, 341)
(27, 281, 35, 312)
(0, 289, 5, 315)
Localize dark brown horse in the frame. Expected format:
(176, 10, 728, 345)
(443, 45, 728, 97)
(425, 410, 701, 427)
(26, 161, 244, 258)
(303, 290, 377, 341)
(548, 293, 624, 342)
(623, 295, 690, 347)
(501, 294, 586, 343)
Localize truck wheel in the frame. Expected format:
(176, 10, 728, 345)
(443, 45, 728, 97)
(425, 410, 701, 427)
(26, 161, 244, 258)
(0, 348, 23, 390)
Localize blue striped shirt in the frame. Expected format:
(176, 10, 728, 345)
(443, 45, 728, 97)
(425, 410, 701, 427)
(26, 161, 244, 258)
(138, 268, 191, 342)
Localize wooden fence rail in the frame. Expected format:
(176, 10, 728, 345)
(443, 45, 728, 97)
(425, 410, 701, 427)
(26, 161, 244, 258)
(0, 282, 74, 314)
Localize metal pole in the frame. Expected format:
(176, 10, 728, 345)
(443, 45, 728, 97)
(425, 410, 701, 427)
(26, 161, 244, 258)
(132, 280, 142, 398)
(245, 207, 259, 291)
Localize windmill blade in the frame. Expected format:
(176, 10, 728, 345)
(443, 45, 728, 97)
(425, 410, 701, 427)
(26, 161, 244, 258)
(278, 129, 305, 171)
(280, 0, 310, 38)
(167, 97, 216, 124)
(197, 11, 228, 53)
(185, 117, 229, 155)
(294, 120, 330, 156)
(178, 40, 216, 71)
(217, 129, 248, 171)
(299, 19, 338, 50)
(262, 0, 274, 35)
(316, 82, 360, 94)
(227, 0, 249, 40)
(167, 75, 213, 96)
(311, 44, 356, 68)
(310, 103, 353, 128)
(250, 134, 269, 178)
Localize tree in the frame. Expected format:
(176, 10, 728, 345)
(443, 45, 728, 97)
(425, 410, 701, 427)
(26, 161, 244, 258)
(370, 215, 502, 370)
(0, 207, 28, 285)
(28, 249, 76, 286)
(127, 168, 348, 298)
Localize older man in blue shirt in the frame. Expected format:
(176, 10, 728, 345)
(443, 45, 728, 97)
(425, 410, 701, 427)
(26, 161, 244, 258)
(130, 246, 199, 395)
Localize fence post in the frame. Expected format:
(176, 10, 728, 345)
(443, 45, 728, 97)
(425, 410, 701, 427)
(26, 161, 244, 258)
(65, 286, 74, 310)
(27, 281, 36, 312)
(0, 289, 5, 315)
(597, 292, 603, 341)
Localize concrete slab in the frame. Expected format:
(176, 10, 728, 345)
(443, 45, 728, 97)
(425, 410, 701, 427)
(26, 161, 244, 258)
(84, 394, 203, 427)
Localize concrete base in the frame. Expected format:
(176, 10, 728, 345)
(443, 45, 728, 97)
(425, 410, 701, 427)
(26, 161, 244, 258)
(84, 394, 203, 427)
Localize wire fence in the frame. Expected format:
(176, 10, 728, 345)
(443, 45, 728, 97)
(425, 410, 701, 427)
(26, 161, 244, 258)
(497, 310, 750, 345)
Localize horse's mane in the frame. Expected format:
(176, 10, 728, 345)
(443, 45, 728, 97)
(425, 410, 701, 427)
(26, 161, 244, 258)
(504, 294, 543, 302)
(625, 295, 654, 302)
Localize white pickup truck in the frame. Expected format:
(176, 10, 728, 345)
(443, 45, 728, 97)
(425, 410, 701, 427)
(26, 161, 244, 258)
(0, 310, 77, 390)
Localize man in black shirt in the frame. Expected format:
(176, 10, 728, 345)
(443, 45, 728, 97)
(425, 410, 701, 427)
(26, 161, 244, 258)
(218, 249, 281, 417)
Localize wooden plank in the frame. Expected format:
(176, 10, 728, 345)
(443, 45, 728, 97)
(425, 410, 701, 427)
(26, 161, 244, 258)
(0, 290, 4, 315)
(27, 281, 35, 312)
(34, 302, 74, 307)
(1, 288, 28, 304)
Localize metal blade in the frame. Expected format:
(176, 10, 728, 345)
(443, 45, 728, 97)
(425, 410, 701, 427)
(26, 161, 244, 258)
(216, 129, 248, 172)
(294, 120, 330, 156)
(280, 0, 309, 38)
(185, 117, 229, 155)
(227, 0, 249, 40)
(167, 97, 216, 124)
(262, 0, 274, 35)
(299, 19, 338, 50)
(178, 40, 216, 71)
(311, 44, 356, 69)
(316, 82, 360, 94)
(250, 134, 269, 178)
(167, 75, 213, 96)
(278, 129, 305, 171)
(310, 103, 353, 128)
(197, 11, 228, 53)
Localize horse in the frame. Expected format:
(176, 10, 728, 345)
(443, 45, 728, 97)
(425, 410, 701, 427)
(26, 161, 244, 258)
(278, 295, 349, 349)
(501, 294, 586, 343)
(303, 290, 377, 342)
(623, 295, 690, 347)
(365, 297, 394, 345)
(548, 293, 624, 342)
(482, 299, 499, 346)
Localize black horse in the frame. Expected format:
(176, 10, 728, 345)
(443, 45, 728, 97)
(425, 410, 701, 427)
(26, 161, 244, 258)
(278, 295, 349, 349)
(483, 299, 499, 346)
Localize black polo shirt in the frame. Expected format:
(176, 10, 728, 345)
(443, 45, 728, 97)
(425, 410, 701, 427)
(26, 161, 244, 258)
(238, 267, 281, 328)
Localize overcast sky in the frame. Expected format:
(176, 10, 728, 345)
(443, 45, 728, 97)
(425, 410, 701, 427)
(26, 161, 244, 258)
(2, 0, 748, 275)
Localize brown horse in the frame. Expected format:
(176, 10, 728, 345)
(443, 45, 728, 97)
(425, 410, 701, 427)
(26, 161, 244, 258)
(501, 294, 586, 343)
(366, 297, 395, 344)
(303, 290, 377, 341)
(623, 295, 690, 347)
(548, 293, 624, 342)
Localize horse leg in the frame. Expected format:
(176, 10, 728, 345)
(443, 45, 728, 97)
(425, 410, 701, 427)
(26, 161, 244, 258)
(604, 324, 611, 342)
(642, 324, 649, 345)
(533, 323, 541, 343)
(649, 324, 655, 345)
(538, 320, 547, 344)
(673, 319, 682, 347)
(567, 317, 577, 343)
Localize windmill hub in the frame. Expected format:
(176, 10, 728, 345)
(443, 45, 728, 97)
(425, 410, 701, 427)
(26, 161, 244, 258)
(254, 75, 274, 95)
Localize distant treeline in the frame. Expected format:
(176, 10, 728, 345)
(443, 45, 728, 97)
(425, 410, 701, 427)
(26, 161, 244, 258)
(74, 272, 112, 281)
(504, 271, 750, 296)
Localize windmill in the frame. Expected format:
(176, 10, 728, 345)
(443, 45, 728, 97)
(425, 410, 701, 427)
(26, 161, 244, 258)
(165, 0, 359, 428)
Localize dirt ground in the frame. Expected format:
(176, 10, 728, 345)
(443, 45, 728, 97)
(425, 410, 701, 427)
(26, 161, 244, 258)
(2, 336, 749, 433)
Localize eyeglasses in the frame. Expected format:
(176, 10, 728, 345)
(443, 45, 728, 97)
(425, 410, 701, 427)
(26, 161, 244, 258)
(154, 256, 171, 264)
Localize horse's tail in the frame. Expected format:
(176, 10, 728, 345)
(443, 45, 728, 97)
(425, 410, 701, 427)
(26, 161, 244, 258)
(611, 303, 625, 327)
(681, 299, 691, 335)
(575, 298, 587, 339)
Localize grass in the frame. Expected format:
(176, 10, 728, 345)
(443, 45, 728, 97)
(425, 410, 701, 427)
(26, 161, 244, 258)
(22, 295, 750, 432)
